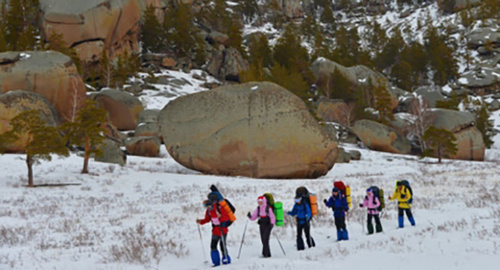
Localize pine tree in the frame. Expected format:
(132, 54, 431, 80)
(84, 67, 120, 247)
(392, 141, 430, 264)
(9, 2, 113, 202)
(0, 2, 7, 52)
(273, 24, 311, 80)
(140, 4, 163, 53)
(475, 104, 494, 149)
(435, 91, 461, 110)
(6, 0, 24, 50)
(239, 59, 265, 83)
(166, 3, 196, 58)
(0, 111, 69, 187)
(391, 60, 414, 91)
(422, 126, 458, 163)
(61, 99, 107, 173)
(249, 33, 273, 68)
(320, 4, 334, 24)
(424, 26, 458, 86)
(270, 62, 310, 100)
(227, 20, 245, 56)
(372, 78, 395, 124)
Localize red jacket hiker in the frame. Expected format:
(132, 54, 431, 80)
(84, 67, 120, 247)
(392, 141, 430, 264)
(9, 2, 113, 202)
(198, 201, 231, 236)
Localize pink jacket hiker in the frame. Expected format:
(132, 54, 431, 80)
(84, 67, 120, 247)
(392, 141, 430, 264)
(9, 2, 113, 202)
(249, 197, 276, 225)
(360, 190, 381, 215)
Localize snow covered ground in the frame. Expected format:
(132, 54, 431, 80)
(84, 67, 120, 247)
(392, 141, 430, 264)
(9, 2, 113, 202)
(0, 107, 499, 269)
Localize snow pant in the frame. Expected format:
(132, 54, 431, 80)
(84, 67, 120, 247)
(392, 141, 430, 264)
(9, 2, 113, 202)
(259, 216, 273, 257)
(334, 216, 349, 240)
(367, 214, 382, 234)
(210, 233, 229, 259)
(296, 219, 315, 250)
(398, 208, 415, 227)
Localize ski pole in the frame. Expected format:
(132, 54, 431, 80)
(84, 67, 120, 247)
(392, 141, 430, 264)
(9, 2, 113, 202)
(274, 231, 286, 256)
(197, 223, 208, 263)
(237, 218, 249, 259)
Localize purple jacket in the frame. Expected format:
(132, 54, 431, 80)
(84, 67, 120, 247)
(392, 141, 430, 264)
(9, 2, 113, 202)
(360, 190, 380, 215)
(249, 198, 276, 225)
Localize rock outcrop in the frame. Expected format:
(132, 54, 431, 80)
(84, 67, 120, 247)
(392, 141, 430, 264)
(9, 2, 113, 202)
(159, 81, 338, 178)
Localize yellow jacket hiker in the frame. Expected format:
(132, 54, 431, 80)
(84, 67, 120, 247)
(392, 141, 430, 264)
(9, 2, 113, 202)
(388, 180, 416, 228)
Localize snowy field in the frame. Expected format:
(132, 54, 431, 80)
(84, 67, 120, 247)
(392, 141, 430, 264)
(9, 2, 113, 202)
(0, 110, 499, 270)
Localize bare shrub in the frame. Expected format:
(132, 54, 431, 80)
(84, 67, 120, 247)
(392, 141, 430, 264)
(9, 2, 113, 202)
(105, 222, 188, 265)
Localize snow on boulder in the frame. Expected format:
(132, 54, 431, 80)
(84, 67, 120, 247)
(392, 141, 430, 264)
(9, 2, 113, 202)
(0, 51, 86, 123)
(159, 81, 338, 179)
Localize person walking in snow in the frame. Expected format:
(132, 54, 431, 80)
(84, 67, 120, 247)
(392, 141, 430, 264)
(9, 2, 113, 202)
(389, 181, 415, 228)
(287, 195, 315, 250)
(196, 199, 232, 266)
(247, 195, 276, 258)
(323, 187, 349, 241)
(359, 188, 383, 234)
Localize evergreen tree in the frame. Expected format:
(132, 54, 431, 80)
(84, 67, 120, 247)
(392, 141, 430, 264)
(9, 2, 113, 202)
(227, 20, 245, 56)
(249, 33, 273, 68)
(475, 104, 494, 149)
(424, 26, 458, 86)
(140, 4, 163, 53)
(240, 59, 266, 83)
(372, 78, 395, 124)
(0, 111, 69, 187)
(270, 62, 310, 100)
(5, 0, 24, 50)
(0, 2, 7, 52)
(401, 42, 428, 87)
(422, 126, 458, 163)
(320, 4, 334, 24)
(165, 3, 197, 58)
(391, 60, 414, 91)
(61, 99, 107, 173)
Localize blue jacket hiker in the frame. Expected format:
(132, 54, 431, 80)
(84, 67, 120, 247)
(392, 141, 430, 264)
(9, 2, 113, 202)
(323, 187, 349, 241)
(287, 196, 315, 250)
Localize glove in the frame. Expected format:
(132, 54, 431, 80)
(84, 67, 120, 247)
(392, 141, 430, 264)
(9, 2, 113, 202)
(247, 212, 251, 219)
(359, 203, 363, 207)
(196, 219, 201, 224)
(287, 211, 292, 216)
(388, 196, 392, 200)
(323, 199, 327, 204)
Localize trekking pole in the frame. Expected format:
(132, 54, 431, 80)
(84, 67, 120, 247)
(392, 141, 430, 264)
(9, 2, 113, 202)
(197, 223, 208, 263)
(274, 232, 286, 256)
(219, 225, 229, 261)
(237, 219, 249, 259)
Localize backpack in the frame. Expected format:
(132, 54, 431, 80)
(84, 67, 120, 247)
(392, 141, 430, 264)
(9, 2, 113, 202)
(369, 186, 385, 211)
(208, 191, 236, 225)
(263, 193, 284, 227)
(399, 180, 413, 204)
(295, 187, 317, 216)
(334, 180, 351, 208)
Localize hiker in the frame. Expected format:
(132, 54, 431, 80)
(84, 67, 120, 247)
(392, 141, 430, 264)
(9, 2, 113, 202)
(247, 195, 276, 258)
(196, 199, 232, 266)
(323, 187, 349, 241)
(359, 188, 383, 234)
(389, 181, 415, 228)
(287, 195, 315, 250)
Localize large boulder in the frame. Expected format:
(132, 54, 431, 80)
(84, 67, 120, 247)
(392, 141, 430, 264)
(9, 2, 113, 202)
(311, 58, 400, 109)
(94, 139, 127, 166)
(159, 82, 338, 178)
(0, 91, 60, 152)
(351, 119, 411, 154)
(92, 89, 144, 130)
(125, 136, 161, 157)
(430, 109, 485, 161)
(414, 86, 446, 108)
(206, 47, 249, 82)
(0, 51, 86, 122)
(39, 0, 154, 62)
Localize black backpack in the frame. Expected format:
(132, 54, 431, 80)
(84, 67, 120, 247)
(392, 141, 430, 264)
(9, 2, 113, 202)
(369, 186, 385, 211)
(399, 180, 413, 204)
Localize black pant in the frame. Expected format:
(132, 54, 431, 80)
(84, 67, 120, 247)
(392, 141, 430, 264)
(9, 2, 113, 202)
(398, 208, 413, 218)
(211, 233, 228, 257)
(259, 217, 273, 257)
(367, 214, 382, 233)
(334, 216, 346, 230)
(296, 219, 315, 250)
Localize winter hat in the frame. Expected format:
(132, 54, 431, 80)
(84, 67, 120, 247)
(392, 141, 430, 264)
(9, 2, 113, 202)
(332, 187, 339, 193)
(203, 199, 213, 207)
(366, 188, 372, 193)
(258, 196, 264, 202)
